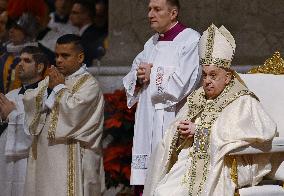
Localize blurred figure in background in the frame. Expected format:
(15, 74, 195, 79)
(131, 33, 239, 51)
(48, 0, 78, 34)
(0, 0, 7, 54)
(0, 0, 6, 14)
(70, 0, 105, 66)
(38, 0, 78, 65)
(0, 13, 39, 94)
(0, 11, 8, 55)
(94, 0, 108, 48)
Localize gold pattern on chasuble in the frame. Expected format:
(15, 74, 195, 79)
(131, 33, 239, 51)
(47, 74, 92, 140)
(30, 84, 48, 134)
(166, 77, 256, 195)
(67, 141, 76, 196)
(248, 51, 284, 74)
(47, 89, 65, 140)
(30, 83, 48, 159)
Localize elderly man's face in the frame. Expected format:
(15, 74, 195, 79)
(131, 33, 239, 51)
(202, 65, 232, 100)
(148, 0, 177, 33)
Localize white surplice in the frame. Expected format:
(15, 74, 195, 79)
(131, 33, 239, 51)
(23, 66, 105, 196)
(123, 28, 201, 185)
(144, 94, 276, 196)
(0, 89, 32, 196)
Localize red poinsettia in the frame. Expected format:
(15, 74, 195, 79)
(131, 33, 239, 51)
(104, 118, 122, 129)
(103, 90, 136, 188)
(104, 144, 132, 181)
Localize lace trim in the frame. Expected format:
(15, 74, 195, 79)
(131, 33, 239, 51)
(156, 67, 165, 94)
(131, 154, 148, 169)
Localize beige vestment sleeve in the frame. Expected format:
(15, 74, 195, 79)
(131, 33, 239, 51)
(52, 76, 104, 150)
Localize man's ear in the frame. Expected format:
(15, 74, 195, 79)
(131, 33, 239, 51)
(170, 8, 178, 20)
(225, 71, 233, 84)
(37, 63, 45, 75)
(78, 52, 85, 64)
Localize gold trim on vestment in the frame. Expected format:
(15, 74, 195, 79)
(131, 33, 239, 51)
(71, 74, 92, 94)
(47, 74, 92, 140)
(47, 89, 65, 140)
(30, 83, 48, 159)
(201, 24, 232, 68)
(205, 25, 215, 62)
(30, 83, 48, 134)
(67, 141, 76, 196)
(201, 57, 232, 68)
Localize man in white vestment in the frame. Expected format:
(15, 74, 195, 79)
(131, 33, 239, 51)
(0, 46, 48, 196)
(143, 24, 277, 196)
(23, 34, 105, 196)
(123, 0, 201, 187)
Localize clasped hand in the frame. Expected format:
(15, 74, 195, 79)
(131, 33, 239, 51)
(47, 65, 65, 89)
(177, 120, 196, 139)
(136, 63, 153, 85)
(0, 93, 16, 121)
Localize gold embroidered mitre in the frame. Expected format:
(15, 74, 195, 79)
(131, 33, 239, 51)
(199, 24, 236, 68)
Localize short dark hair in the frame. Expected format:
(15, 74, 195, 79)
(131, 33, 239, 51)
(20, 46, 49, 75)
(73, 0, 95, 19)
(166, 0, 180, 11)
(56, 34, 84, 53)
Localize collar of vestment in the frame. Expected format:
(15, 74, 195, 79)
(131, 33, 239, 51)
(65, 64, 87, 81)
(19, 80, 41, 94)
(158, 22, 186, 41)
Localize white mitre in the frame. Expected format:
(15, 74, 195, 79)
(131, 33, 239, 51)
(199, 24, 236, 68)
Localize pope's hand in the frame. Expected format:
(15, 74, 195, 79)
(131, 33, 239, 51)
(177, 120, 196, 139)
(48, 65, 65, 89)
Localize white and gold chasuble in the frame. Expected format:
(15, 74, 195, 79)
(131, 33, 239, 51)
(23, 67, 105, 196)
(143, 78, 276, 196)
